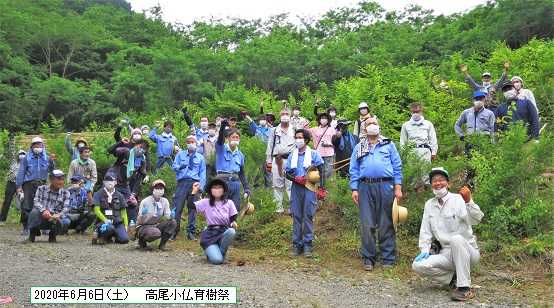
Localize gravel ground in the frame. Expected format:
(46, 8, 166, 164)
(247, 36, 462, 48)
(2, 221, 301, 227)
(0, 225, 533, 307)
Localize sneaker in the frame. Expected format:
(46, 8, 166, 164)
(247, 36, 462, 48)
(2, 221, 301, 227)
(363, 259, 374, 271)
(20, 229, 29, 236)
(290, 246, 303, 257)
(138, 238, 147, 249)
(186, 232, 197, 241)
(48, 233, 57, 243)
(451, 287, 475, 301)
(303, 245, 313, 258)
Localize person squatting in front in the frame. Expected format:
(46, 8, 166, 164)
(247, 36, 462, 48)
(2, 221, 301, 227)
(63, 175, 95, 234)
(136, 179, 176, 251)
(26, 170, 70, 243)
(191, 179, 238, 265)
(91, 174, 129, 245)
(349, 117, 403, 271)
(285, 129, 327, 257)
(412, 167, 484, 302)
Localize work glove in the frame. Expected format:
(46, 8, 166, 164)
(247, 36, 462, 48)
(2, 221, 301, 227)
(141, 207, 149, 215)
(170, 208, 176, 219)
(414, 252, 430, 262)
(265, 162, 272, 172)
(41, 210, 52, 220)
(317, 187, 327, 201)
(294, 176, 306, 185)
(243, 189, 251, 199)
(142, 175, 150, 184)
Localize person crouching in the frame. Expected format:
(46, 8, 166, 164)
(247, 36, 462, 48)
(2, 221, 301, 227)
(136, 180, 176, 250)
(91, 174, 129, 245)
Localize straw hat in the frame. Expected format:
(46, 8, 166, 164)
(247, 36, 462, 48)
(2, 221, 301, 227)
(305, 166, 321, 192)
(392, 198, 408, 228)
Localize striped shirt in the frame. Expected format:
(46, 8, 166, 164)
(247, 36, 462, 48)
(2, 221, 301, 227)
(33, 185, 70, 214)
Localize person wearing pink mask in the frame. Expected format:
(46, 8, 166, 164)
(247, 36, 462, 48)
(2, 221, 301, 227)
(310, 113, 335, 180)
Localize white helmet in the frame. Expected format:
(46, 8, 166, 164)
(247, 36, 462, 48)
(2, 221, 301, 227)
(358, 102, 369, 109)
(31, 137, 43, 145)
(511, 76, 524, 85)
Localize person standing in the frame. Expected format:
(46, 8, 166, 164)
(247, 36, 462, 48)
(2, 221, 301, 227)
(310, 113, 335, 180)
(332, 120, 358, 177)
(149, 121, 179, 175)
(352, 102, 373, 139)
(0, 135, 25, 224)
(349, 118, 403, 271)
(400, 103, 438, 163)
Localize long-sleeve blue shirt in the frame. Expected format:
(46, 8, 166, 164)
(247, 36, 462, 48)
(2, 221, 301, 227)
(285, 150, 324, 176)
(495, 98, 540, 138)
(16, 150, 54, 188)
(172, 150, 207, 189)
(349, 139, 403, 190)
(454, 107, 496, 137)
(149, 128, 178, 158)
(249, 122, 271, 143)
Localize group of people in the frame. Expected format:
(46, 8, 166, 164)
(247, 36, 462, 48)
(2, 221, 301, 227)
(0, 63, 541, 301)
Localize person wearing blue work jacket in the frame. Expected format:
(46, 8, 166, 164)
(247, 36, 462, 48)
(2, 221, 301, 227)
(171, 135, 206, 241)
(149, 120, 179, 175)
(285, 129, 326, 258)
(349, 117, 403, 271)
(215, 119, 251, 212)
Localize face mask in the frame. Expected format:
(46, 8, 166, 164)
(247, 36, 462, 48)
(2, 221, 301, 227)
(208, 129, 216, 136)
(432, 187, 448, 199)
(104, 181, 116, 191)
(132, 134, 142, 141)
(295, 139, 305, 148)
(359, 108, 369, 116)
(292, 110, 300, 116)
(71, 183, 81, 189)
(503, 89, 517, 101)
(513, 82, 522, 90)
(142, 129, 149, 135)
(164, 128, 172, 134)
(366, 124, 380, 136)
(200, 122, 208, 129)
(329, 112, 336, 118)
(19, 154, 26, 161)
(32, 147, 43, 154)
(482, 81, 491, 87)
(280, 115, 290, 123)
(81, 154, 90, 160)
(187, 143, 197, 151)
(77, 143, 85, 148)
(211, 187, 224, 199)
(411, 113, 422, 121)
(473, 100, 484, 108)
(135, 148, 144, 156)
(229, 140, 240, 147)
(259, 120, 267, 126)
(153, 188, 164, 198)
(320, 119, 329, 126)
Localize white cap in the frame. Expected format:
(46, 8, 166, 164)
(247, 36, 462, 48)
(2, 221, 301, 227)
(358, 102, 369, 109)
(31, 137, 43, 144)
(511, 76, 523, 84)
(51, 169, 65, 177)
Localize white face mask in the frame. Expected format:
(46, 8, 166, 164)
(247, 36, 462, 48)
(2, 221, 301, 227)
(187, 143, 197, 151)
(230, 140, 240, 147)
(320, 119, 329, 126)
(19, 154, 26, 161)
(77, 143, 85, 148)
(513, 82, 522, 90)
(200, 121, 209, 129)
(482, 81, 491, 87)
(142, 129, 149, 135)
(473, 100, 484, 109)
(366, 124, 380, 136)
(292, 110, 300, 116)
(71, 183, 81, 189)
(104, 181, 116, 191)
(432, 187, 448, 199)
(208, 129, 216, 136)
(329, 112, 336, 118)
(32, 147, 43, 154)
(280, 115, 290, 123)
(411, 113, 422, 121)
(295, 139, 305, 148)
(259, 120, 267, 126)
(132, 134, 142, 141)
(503, 89, 517, 101)
(153, 188, 164, 198)
(359, 108, 369, 116)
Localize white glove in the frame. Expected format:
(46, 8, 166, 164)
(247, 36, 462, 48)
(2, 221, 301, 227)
(142, 175, 149, 184)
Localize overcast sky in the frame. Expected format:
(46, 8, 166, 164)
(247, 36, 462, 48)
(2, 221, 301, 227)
(128, 0, 488, 25)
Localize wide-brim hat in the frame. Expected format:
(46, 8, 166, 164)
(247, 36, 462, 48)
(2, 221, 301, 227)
(392, 198, 408, 227)
(305, 166, 320, 192)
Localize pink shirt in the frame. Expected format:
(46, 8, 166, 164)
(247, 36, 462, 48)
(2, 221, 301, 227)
(195, 198, 238, 226)
(310, 126, 335, 157)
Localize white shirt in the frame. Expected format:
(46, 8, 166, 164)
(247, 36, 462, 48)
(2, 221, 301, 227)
(400, 117, 438, 155)
(418, 192, 484, 253)
(266, 125, 295, 163)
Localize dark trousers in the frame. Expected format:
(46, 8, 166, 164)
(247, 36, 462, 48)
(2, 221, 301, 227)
(138, 220, 177, 243)
(358, 182, 396, 265)
(97, 223, 129, 244)
(224, 179, 241, 212)
(173, 179, 197, 237)
(28, 208, 68, 240)
(129, 172, 145, 197)
(21, 180, 44, 229)
(153, 157, 173, 175)
(67, 212, 96, 232)
(0, 181, 16, 222)
(290, 183, 317, 248)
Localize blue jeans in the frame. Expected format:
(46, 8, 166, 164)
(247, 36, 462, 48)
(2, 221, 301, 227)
(173, 179, 197, 236)
(358, 182, 396, 265)
(98, 223, 129, 244)
(204, 228, 236, 265)
(290, 183, 317, 249)
(153, 157, 173, 175)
